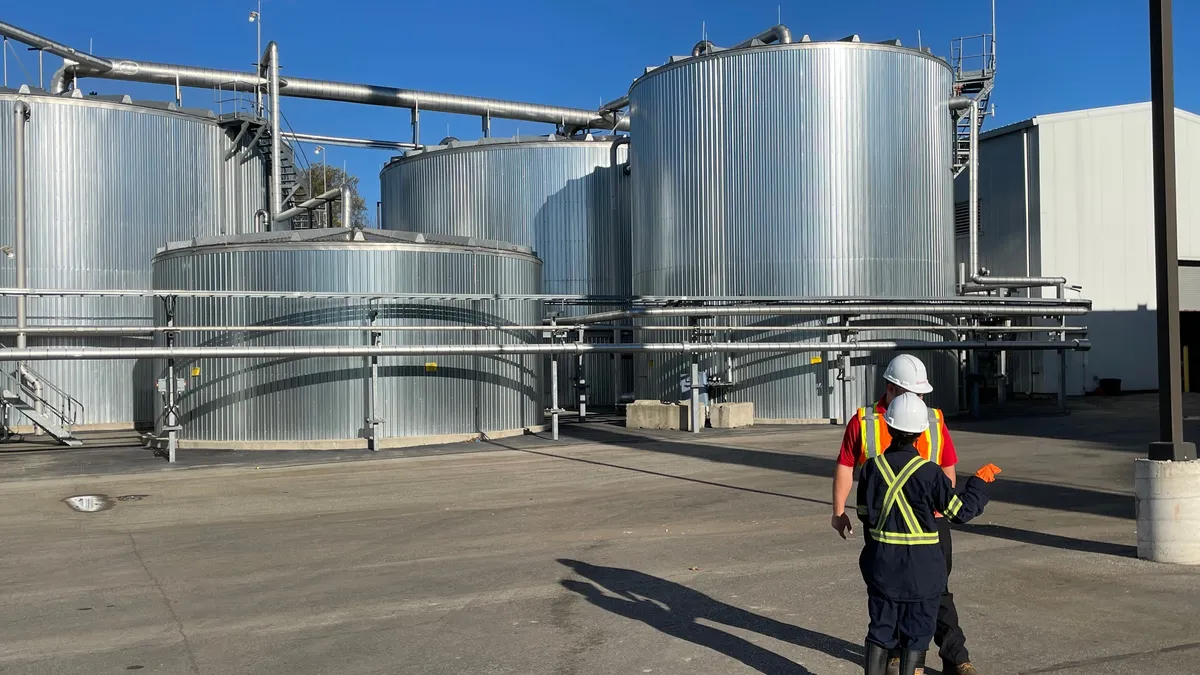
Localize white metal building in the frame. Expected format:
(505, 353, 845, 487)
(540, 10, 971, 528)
(955, 103, 1200, 395)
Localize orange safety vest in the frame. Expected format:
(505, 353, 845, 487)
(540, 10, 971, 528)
(856, 406, 947, 467)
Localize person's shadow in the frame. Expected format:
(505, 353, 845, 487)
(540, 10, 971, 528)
(558, 559, 862, 674)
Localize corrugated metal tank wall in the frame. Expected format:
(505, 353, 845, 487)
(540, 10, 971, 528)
(151, 230, 543, 447)
(0, 90, 266, 428)
(379, 136, 632, 407)
(628, 42, 958, 419)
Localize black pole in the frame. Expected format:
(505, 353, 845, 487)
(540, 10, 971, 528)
(1148, 0, 1195, 461)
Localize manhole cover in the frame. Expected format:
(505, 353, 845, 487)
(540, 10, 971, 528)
(62, 494, 115, 513)
(117, 494, 149, 502)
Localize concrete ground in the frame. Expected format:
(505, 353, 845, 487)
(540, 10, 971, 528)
(1, 395, 1198, 674)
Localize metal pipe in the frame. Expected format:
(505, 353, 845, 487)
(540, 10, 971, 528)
(731, 24, 793, 49)
(0, 21, 112, 72)
(253, 209, 269, 233)
(282, 131, 419, 151)
(969, 98, 980, 278)
(0, 339, 1092, 362)
(599, 95, 629, 112)
(273, 186, 342, 222)
(690, 355, 701, 434)
(0, 324, 1090, 336)
(576, 327, 586, 419)
(411, 104, 420, 146)
(0, 20, 631, 130)
(948, 96, 972, 111)
(961, 279, 1070, 292)
(12, 100, 29, 353)
(340, 183, 352, 228)
(567, 302, 1091, 324)
(164, 300, 178, 463)
(550, 318, 559, 440)
(611, 327, 621, 408)
(482, 110, 491, 137)
(266, 42, 281, 221)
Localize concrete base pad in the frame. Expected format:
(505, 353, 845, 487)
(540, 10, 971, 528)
(148, 425, 548, 452)
(1135, 458, 1200, 563)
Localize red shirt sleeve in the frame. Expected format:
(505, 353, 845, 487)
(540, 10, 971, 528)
(940, 420, 959, 467)
(837, 413, 862, 467)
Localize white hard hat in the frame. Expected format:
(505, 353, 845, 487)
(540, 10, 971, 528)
(884, 392, 930, 434)
(883, 354, 933, 394)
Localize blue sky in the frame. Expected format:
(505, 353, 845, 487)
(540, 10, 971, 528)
(4, 0, 1195, 221)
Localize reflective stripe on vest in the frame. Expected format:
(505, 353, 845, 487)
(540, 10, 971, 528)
(858, 407, 946, 466)
(868, 454, 940, 546)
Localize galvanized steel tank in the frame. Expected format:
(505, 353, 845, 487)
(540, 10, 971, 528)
(628, 39, 958, 418)
(0, 88, 267, 428)
(379, 134, 631, 406)
(151, 229, 543, 448)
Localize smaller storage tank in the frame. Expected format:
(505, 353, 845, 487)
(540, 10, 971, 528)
(151, 229, 543, 448)
(380, 134, 632, 407)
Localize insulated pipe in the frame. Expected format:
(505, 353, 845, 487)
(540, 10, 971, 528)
(340, 184, 352, 228)
(12, 100, 29, 352)
(0, 21, 111, 72)
(273, 187, 342, 222)
(0, 324, 1089, 336)
(967, 275, 1070, 286)
(968, 98, 980, 278)
(599, 95, 629, 112)
(567, 303, 1092, 324)
(0, 339, 1092, 362)
(731, 24, 793, 49)
(266, 42, 281, 221)
(282, 131, 420, 151)
(252, 209, 269, 233)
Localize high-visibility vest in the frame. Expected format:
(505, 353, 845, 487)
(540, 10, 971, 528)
(856, 454, 957, 545)
(857, 406, 947, 466)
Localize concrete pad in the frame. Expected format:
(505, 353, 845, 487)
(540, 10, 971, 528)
(0, 394, 1199, 674)
(626, 400, 681, 430)
(711, 402, 754, 429)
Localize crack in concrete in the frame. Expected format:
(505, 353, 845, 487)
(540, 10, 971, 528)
(127, 532, 201, 674)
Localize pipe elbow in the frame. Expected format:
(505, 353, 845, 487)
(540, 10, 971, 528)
(691, 40, 715, 57)
(50, 65, 74, 94)
(773, 24, 793, 44)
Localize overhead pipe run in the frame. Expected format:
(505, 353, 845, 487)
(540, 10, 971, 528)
(273, 186, 350, 224)
(566, 301, 1091, 325)
(0, 21, 111, 72)
(0, 338, 1092, 363)
(691, 23, 794, 57)
(283, 131, 420, 151)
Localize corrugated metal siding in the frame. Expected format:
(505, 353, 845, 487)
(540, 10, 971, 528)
(1180, 266, 1200, 311)
(0, 93, 267, 427)
(151, 242, 542, 443)
(628, 44, 957, 419)
(379, 139, 631, 405)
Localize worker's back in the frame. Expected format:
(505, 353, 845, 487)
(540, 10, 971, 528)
(856, 443, 987, 601)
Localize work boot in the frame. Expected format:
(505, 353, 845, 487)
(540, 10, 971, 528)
(886, 656, 900, 675)
(945, 663, 979, 675)
(864, 642, 890, 675)
(898, 649, 926, 675)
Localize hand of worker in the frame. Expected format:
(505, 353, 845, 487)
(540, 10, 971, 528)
(974, 463, 1002, 483)
(831, 512, 854, 539)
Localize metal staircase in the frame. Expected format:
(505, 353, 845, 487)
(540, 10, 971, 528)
(951, 33, 996, 177)
(220, 114, 313, 229)
(1, 365, 83, 446)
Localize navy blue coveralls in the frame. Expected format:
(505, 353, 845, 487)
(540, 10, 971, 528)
(856, 442, 989, 651)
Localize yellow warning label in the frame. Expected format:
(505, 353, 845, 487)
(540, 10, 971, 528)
(190, 366, 201, 377)
(809, 356, 823, 365)
(424, 362, 438, 373)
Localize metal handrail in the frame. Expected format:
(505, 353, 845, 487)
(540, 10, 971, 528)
(0, 364, 83, 430)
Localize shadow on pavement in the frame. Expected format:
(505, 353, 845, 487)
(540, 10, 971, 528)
(956, 523, 1137, 558)
(559, 559, 861, 674)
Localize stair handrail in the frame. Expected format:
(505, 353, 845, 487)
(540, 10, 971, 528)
(12, 364, 83, 429)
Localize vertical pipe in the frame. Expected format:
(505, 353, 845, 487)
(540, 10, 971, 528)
(376, 200, 382, 228)
(367, 322, 380, 452)
(3, 37, 7, 88)
(1057, 285, 1068, 413)
(37, 49, 43, 89)
(174, 73, 181, 107)
(165, 300, 178, 464)
(690, 355, 701, 433)
(13, 100, 29, 357)
(577, 327, 586, 419)
(550, 319, 559, 440)
(838, 316, 851, 423)
(267, 42, 281, 220)
(340, 183, 352, 228)
(968, 99, 980, 277)
(482, 110, 491, 137)
(411, 103, 420, 146)
(998, 319, 1010, 405)
(611, 328, 620, 407)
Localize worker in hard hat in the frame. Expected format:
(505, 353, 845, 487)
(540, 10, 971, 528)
(856, 392, 1000, 675)
(831, 354, 980, 675)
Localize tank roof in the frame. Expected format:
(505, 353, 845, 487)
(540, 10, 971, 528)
(0, 85, 222, 120)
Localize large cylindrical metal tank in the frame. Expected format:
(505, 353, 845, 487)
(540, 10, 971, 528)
(628, 40, 958, 419)
(151, 229, 544, 448)
(0, 89, 266, 428)
(379, 135, 632, 407)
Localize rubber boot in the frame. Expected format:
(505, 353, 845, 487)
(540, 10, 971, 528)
(864, 642, 890, 675)
(898, 650, 927, 675)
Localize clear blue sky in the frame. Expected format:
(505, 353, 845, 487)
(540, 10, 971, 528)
(5, 0, 1196, 222)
